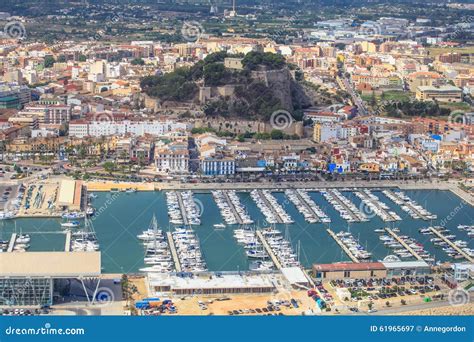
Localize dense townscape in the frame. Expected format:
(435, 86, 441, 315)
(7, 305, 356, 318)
(0, 0, 473, 319)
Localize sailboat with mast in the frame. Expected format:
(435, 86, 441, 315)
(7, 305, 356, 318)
(139, 215, 174, 273)
(71, 217, 99, 252)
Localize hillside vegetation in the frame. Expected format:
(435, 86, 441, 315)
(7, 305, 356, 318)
(140, 51, 311, 121)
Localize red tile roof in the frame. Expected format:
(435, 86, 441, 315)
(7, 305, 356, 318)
(313, 262, 386, 272)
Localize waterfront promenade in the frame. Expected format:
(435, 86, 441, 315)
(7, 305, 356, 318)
(80, 179, 474, 207)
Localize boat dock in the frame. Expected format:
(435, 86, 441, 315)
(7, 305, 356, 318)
(384, 228, 424, 261)
(6, 233, 17, 252)
(255, 231, 282, 270)
(176, 192, 189, 226)
(384, 190, 430, 220)
(65, 231, 72, 252)
(356, 190, 399, 221)
(223, 191, 244, 225)
(257, 190, 284, 224)
(326, 190, 360, 222)
(326, 229, 360, 263)
(166, 232, 182, 272)
(293, 190, 321, 222)
(429, 228, 474, 262)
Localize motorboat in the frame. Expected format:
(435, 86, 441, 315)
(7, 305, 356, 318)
(61, 221, 80, 228)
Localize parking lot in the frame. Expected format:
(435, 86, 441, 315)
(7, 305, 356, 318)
(0, 184, 20, 213)
(324, 275, 449, 312)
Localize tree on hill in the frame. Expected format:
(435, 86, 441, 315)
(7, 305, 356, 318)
(140, 67, 198, 102)
(44, 56, 55, 68)
(131, 58, 145, 66)
(242, 51, 286, 70)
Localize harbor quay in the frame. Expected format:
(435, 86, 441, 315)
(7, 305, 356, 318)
(83, 179, 474, 205)
(1, 178, 473, 315)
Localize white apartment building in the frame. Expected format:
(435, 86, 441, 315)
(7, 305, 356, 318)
(155, 147, 189, 174)
(200, 157, 235, 176)
(68, 119, 189, 138)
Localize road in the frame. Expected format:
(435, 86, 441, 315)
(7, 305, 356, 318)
(371, 300, 472, 315)
(340, 77, 369, 116)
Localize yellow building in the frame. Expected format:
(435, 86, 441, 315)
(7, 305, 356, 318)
(358, 163, 380, 173)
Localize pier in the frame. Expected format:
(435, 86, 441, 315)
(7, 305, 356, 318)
(293, 190, 321, 222)
(222, 191, 244, 225)
(6, 233, 17, 252)
(384, 190, 430, 220)
(326, 229, 360, 263)
(325, 190, 360, 222)
(356, 190, 399, 221)
(256, 190, 284, 224)
(384, 228, 424, 261)
(255, 231, 282, 270)
(429, 228, 474, 263)
(176, 192, 189, 226)
(166, 232, 182, 272)
(65, 231, 72, 252)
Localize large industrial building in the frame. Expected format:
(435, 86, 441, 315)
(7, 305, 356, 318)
(0, 251, 101, 306)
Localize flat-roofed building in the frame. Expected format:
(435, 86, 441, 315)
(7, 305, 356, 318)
(148, 272, 275, 295)
(0, 251, 101, 306)
(416, 85, 462, 102)
(382, 261, 431, 277)
(313, 262, 387, 280)
(57, 180, 83, 211)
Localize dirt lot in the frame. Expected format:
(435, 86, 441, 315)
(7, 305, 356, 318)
(168, 289, 319, 315)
